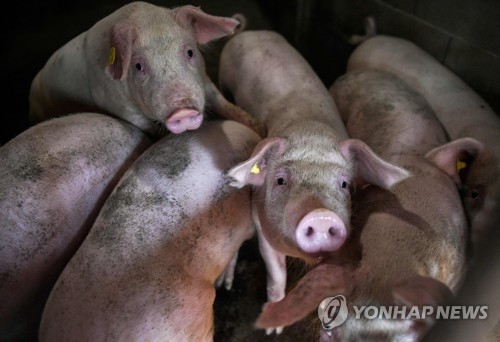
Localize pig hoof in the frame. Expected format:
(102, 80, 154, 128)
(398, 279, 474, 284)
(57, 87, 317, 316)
(265, 326, 284, 335)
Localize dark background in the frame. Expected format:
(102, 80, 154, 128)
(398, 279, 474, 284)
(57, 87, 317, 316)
(3, 0, 500, 146)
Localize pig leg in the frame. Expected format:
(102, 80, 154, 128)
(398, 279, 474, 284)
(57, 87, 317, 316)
(255, 262, 352, 331)
(256, 225, 287, 335)
(215, 251, 239, 290)
(204, 77, 267, 138)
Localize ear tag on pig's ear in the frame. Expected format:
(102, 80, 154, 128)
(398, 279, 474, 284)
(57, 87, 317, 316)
(251, 162, 261, 174)
(109, 47, 116, 65)
(457, 159, 467, 172)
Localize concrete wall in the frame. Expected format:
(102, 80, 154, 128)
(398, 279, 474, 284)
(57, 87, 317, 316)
(264, 0, 500, 118)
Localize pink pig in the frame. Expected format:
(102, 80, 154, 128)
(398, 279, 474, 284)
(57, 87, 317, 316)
(219, 30, 409, 334)
(39, 120, 260, 341)
(0, 113, 151, 340)
(29, 1, 262, 137)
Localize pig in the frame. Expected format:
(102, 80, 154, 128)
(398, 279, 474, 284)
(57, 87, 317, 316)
(38, 120, 260, 341)
(421, 193, 500, 342)
(218, 30, 409, 333)
(0, 113, 151, 340)
(29, 1, 263, 137)
(346, 34, 500, 256)
(255, 70, 481, 341)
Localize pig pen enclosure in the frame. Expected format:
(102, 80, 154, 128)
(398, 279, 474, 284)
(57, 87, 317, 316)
(2, 0, 500, 341)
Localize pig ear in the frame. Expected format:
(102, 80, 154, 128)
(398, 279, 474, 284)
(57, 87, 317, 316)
(341, 139, 411, 189)
(393, 275, 454, 338)
(106, 22, 138, 80)
(255, 263, 353, 330)
(425, 137, 484, 184)
(393, 275, 454, 308)
(226, 137, 286, 188)
(174, 5, 240, 44)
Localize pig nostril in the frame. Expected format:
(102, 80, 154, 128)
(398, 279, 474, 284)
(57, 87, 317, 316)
(306, 226, 314, 237)
(328, 227, 336, 236)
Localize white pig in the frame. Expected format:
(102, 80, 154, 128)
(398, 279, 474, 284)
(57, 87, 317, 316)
(0, 113, 151, 340)
(29, 1, 263, 137)
(255, 70, 480, 341)
(219, 30, 409, 333)
(346, 34, 500, 254)
(39, 120, 260, 342)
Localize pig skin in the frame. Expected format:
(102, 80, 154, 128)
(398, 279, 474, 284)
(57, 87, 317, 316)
(39, 120, 260, 342)
(0, 113, 151, 340)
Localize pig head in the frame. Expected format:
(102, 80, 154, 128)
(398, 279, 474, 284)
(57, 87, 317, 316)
(228, 127, 410, 263)
(29, 2, 251, 136)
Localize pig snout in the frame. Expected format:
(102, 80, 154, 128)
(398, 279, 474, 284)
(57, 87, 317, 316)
(166, 108, 203, 134)
(295, 209, 347, 253)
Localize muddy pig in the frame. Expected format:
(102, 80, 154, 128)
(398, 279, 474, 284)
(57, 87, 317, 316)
(0, 113, 151, 340)
(346, 34, 500, 255)
(219, 30, 409, 329)
(255, 70, 480, 341)
(39, 120, 260, 341)
(29, 1, 262, 137)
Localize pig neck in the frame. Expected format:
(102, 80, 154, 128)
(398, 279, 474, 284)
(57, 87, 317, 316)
(264, 94, 348, 139)
(359, 111, 447, 161)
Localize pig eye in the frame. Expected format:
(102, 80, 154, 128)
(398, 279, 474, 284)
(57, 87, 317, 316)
(461, 184, 484, 210)
(187, 49, 194, 59)
(135, 62, 144, 71)
(274, 170, 289, 187)
(341, 181, 348, 189)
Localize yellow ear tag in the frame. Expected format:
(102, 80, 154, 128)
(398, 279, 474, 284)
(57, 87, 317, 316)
(250, 163, 260, 174)
(457, 159, 467, 172)
(109, 47, 116, 65)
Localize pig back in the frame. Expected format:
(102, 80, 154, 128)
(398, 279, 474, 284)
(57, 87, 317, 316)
(219, 30, 346, 137)
(0, 113, 151, 340)
(347, 35, 500, 142)
(39, 120, 260, 341)
(331, 70, 448, 159)
(354, 163, 468, 295)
